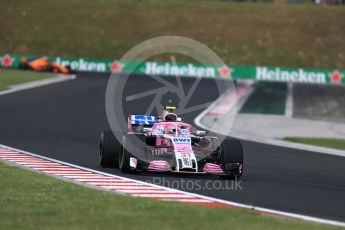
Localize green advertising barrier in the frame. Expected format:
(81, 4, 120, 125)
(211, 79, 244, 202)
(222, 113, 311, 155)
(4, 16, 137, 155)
(0, 53, 344, 85)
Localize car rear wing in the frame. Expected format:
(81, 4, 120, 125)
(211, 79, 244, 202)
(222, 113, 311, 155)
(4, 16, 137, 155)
(128, 115, 156, 132)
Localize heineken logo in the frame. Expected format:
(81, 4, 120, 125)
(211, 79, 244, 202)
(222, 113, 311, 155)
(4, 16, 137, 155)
(110, 60, 122, 73)
(55, 57, 107, 72)
(219, 65, 232, 78)
(0, 54, 15, 67)
(1, 53, 344, 85)
(145, 62, 220, 78)
(329, 70, 343, 84)
(256, 67, 326, 83)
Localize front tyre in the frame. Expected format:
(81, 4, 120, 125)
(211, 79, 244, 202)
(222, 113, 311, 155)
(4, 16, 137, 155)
(219, 138, 244, 179)
(99, 131, 122, 168)
(119, 134, 145, 173)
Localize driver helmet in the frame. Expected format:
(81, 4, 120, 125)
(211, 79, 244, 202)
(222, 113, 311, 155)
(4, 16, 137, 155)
(164, 113, 177, 121)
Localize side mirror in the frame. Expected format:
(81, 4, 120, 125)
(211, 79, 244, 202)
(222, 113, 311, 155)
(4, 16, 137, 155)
(196, 130, 206, 137)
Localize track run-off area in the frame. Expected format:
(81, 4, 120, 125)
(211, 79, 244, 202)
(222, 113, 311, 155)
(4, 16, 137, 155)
(0, 72, 345, 226)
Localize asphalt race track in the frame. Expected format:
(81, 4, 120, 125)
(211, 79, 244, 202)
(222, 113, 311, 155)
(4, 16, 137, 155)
(1, 72, 345, 222)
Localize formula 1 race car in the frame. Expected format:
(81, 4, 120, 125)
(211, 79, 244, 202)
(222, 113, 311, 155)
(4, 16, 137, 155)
(99, 106, 243, 179)
(19, 56, 73, 74)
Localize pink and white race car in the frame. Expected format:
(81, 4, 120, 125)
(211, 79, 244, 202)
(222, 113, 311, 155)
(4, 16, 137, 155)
(99, 106, 243, 179)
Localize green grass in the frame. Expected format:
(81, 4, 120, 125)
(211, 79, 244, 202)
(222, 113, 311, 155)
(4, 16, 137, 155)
(0, 161, 338, 230)
(0, 0, 344, 69)
(240, 82, 287, 114)
(283, 137, 345, 151)
(0, 68, 54, 91)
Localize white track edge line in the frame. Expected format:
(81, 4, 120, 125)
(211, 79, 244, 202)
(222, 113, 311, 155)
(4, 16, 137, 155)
(0, 74, 76, 96)
(0, 144, 345, 227)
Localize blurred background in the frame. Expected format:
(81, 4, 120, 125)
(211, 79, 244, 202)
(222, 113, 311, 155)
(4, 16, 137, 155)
(1, 0, 344, 149)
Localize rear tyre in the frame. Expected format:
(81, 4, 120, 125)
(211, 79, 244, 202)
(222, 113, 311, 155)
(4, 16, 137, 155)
(99, 131, 122, 168)
(219, 138, 243, 179)
(119, 134, 145, 173)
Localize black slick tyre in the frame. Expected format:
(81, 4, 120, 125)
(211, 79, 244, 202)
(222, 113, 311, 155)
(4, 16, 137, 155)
(99, 130, 122, 168)
(219, 138, 244, 179)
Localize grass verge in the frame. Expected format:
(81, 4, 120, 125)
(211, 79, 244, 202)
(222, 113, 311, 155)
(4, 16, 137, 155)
(0, 0, 344, 68)
(240, 82, 287, 115)
(0, 161, 338, 230)
(282, 137, 345, 151)
(0, 68, 54, 91)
